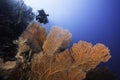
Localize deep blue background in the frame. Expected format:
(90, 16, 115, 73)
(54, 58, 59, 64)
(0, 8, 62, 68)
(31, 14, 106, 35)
(25, 0, 120, 77)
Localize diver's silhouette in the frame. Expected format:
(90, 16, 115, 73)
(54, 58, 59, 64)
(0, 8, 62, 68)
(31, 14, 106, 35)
(36, 9, 49, 24)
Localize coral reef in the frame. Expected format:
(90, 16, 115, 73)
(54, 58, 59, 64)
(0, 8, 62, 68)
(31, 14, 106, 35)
(0, 22, 111, 80)
(0, 0, 35, 61)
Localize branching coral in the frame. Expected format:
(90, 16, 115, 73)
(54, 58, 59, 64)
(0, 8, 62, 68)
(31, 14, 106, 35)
(70, 41, 111, 70)
(30, 41, 111, 80)
(14, 22, 111, 80)
(20, 22, 47, 52)
(43, 26, 72, 56)
(15, 22, 47, 62)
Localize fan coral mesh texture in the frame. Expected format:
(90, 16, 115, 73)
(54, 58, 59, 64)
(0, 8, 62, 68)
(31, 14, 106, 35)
(15, 22, 111, 80)
(15, 22, 47, 62)
(43, 26, 72, 56)
(20, 22, 47, 52)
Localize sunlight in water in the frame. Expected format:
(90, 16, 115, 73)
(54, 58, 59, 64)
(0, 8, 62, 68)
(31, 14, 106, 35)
(24, 0, 61, 12)
(24, 0, 86, 25)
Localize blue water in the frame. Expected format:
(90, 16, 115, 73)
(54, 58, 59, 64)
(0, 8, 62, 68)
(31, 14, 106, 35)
(25, 0, 120, 77)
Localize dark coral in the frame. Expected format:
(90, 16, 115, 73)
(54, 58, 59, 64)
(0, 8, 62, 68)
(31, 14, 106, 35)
(85, 66, 116, 80)
(0, 0, 35, 61)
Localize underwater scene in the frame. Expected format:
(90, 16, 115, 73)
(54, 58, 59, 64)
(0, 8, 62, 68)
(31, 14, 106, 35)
(0, 0, 120, 80)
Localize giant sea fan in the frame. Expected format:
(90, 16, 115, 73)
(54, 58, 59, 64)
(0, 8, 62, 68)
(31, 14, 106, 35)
(14, 22, 111, 80)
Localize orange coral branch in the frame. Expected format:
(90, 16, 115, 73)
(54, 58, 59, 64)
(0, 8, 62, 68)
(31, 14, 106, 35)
(43, 26, 72, 56)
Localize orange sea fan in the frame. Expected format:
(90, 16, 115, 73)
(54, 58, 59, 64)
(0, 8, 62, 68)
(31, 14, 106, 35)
(43, 26, 72, 56)
(29, 22, 111, 80)
(14, 22, 111, 80)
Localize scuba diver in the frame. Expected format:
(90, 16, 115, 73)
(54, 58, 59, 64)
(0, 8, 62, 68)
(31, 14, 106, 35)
(36, 9, 49, 24)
